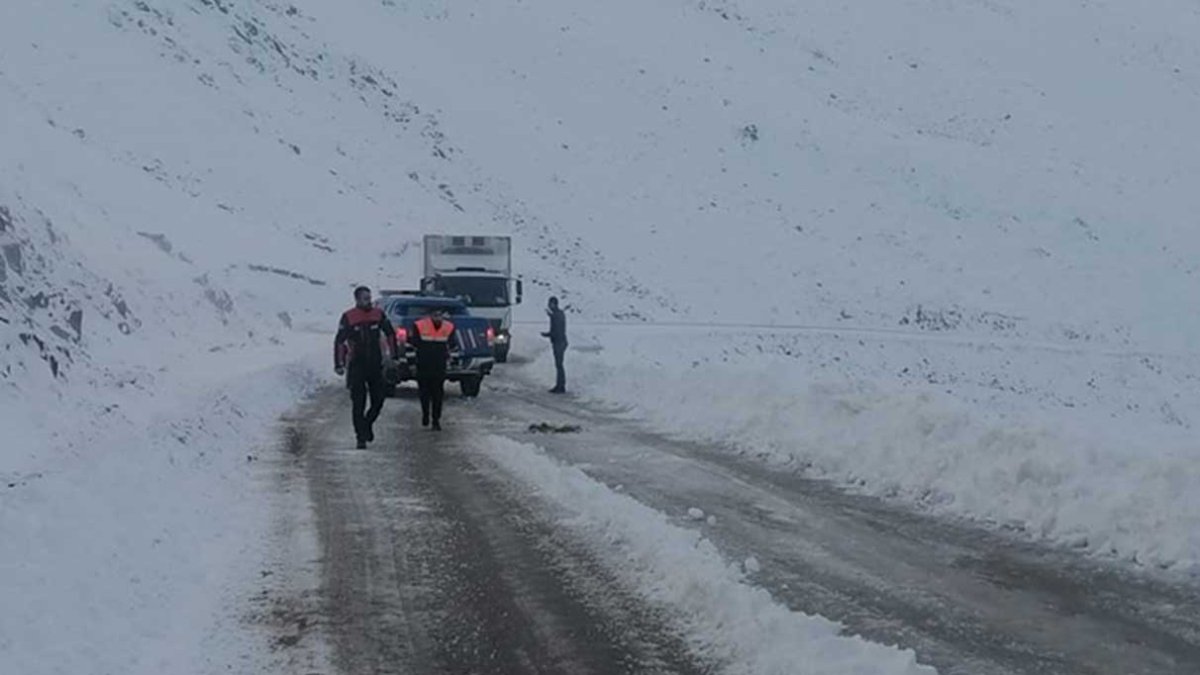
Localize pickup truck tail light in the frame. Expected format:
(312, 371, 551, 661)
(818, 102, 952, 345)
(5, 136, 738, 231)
(485, 326, 496, 347)
(395, 327, 408, 344)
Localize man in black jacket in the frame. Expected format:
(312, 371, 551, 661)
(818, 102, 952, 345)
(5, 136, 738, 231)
(334, 286, 397, 448)
(411, 308, 456, 431)
(542, 296, 568, 394)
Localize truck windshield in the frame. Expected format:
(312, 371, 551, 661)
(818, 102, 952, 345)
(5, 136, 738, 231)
(432, 277, 509, 307)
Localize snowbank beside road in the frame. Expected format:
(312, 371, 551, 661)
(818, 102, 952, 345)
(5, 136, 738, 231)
(482, 435, 935, 675)
(532, 325, 1200, 574)
(0, 343, 330, 675)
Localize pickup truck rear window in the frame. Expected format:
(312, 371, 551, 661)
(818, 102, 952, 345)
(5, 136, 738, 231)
(388, 303, 469, 317)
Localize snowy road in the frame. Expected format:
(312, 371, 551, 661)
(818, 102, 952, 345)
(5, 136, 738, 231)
(285, 373, 1200, 675)
(295, 387, 708, 675)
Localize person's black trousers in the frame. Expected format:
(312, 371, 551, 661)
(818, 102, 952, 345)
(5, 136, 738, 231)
(348, 365, 386, 442)
(417, 375, 446, 423)
(552, 342, 567, 392)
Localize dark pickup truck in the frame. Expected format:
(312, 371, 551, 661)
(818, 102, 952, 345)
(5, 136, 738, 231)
(379, 294, 495, 397)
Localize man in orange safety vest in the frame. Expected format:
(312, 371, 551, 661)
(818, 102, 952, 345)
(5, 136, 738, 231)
(410, 308, 456, 431)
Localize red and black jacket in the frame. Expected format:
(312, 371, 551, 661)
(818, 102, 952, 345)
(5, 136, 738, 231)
(334, 306, 397, 370)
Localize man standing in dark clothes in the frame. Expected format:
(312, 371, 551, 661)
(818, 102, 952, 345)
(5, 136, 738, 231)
(542, 296, 568, 394)
(334, 286, 397, 449)
(411, 307, 456, 431)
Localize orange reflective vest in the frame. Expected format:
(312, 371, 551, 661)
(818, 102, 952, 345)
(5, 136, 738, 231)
(414, 317, 455, 343)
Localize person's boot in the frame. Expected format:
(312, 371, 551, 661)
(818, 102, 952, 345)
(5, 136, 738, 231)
(366, 425, 375, 443)
(421, 412, 430, 427)
(356, 438, 368, 450)
(432, 420, 442, 431)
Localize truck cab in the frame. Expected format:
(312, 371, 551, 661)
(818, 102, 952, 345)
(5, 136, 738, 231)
(422, 235, 522, 362)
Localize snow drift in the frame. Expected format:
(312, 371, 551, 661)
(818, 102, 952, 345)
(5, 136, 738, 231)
(482, 435, 934, 675)
(546, 325, 1200, 571)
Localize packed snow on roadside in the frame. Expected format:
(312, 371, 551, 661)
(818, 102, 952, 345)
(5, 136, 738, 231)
(521, 324, 1200, 574)
(482, 435, 935, 675)
(0, 344, 332, 675)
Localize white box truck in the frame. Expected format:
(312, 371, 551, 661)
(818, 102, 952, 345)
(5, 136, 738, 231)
(421, 235, 522, 362)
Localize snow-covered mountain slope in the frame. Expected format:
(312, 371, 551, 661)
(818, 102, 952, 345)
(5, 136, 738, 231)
(6, 0, 1200, 403)
(300, 0, 1200, 343)
(3, 0, 1200, 668)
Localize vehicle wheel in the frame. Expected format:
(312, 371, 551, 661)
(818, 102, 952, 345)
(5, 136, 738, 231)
(495, 346, 509, 363)
(382, 384, 397, 399)
(460, 376, 482, 398)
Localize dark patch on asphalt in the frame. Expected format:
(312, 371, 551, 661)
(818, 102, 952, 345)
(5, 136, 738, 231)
(527, 422, 582, 434)
(282, 424, 306, 457)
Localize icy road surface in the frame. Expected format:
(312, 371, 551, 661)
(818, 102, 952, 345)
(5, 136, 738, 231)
(284, 374, 1200, 675)
(294, 389, 709, 675)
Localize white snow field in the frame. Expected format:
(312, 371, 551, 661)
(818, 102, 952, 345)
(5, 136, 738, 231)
(3, 0, 1200, 670)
